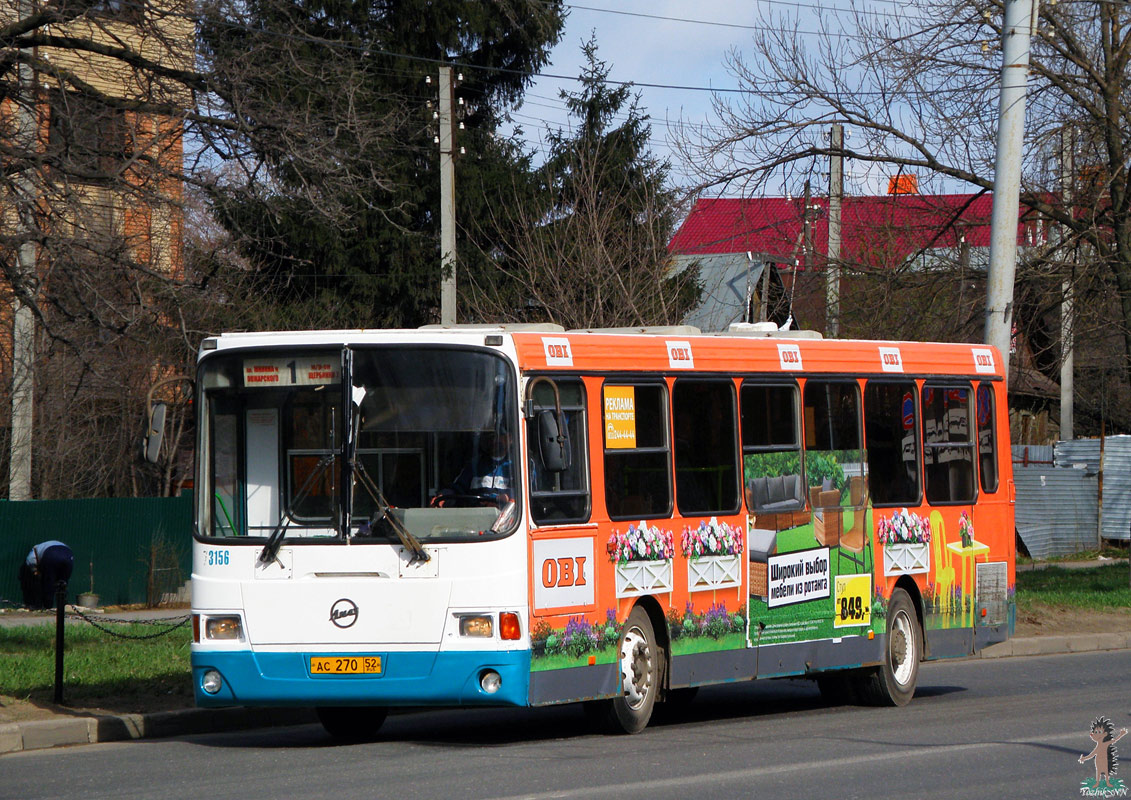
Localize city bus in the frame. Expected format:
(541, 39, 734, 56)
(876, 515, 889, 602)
(173, 324, 1014, 738)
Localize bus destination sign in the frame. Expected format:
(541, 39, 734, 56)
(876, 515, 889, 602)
(243, 358, 340, 387)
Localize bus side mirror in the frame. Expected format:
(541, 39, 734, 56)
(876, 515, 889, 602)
(537, 410, 570, 473)
(144, 402, 167, 464)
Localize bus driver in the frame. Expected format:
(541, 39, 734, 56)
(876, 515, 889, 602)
(436, 430, 513, 506)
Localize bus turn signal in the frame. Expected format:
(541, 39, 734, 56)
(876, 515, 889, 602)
(500, 612, 521, 640)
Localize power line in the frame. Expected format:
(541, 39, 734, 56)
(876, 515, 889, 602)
(24, 0, 1011, 102)
(562, 0, 931, 27)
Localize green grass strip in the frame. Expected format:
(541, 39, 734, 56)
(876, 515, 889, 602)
(0, 621, 192, 709)
(1016, 564, 1131, 610)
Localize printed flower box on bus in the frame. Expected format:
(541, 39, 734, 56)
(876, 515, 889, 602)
(879, 508, 931, 576)
(681, 517, 744, 592)
(608, 522, 675, 598)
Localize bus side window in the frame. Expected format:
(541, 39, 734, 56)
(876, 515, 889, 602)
(528, 379, 590, 524)
(976, 382, 998, 493)
(740, 383, 805, 515)
(673, 380, 739, 515)
(922, 383, 976, 504)
(864, 381, 921, 506)
(803, 380, 865, 510)
(210, 405, 243, 536)
(603, 382, 671, 520)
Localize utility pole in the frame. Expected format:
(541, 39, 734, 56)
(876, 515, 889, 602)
(10, 0, 38, 501)
(827, 124, 844, 338)
(438, 65, 457, 325)
(1059, 127, 1074, 441)
(984, 0, 1038, 385)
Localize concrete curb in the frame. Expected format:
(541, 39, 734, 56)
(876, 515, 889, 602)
(4, 632, 1129, 754)
(978, 632, 1131, 658)
(1, 707, 316, 755)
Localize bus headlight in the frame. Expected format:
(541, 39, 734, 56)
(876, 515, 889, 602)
(459, 615, 493, 637)
(205, 616, 243, 641)
(201, 670, 224, 695)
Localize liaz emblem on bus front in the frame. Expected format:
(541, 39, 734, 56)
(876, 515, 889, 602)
(329, 598, 359, 628)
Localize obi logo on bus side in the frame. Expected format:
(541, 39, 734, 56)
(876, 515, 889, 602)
(879, 347, 904, 372)
(972, 347, 996, 374)
(666, 340, 694, 369)
(777, 343, 803, 371)
(533, 538, 594, 611)
(542, 337, 574, 366)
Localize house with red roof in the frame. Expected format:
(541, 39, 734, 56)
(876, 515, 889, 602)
(669, 192, 1048, 333)
(668, 191, 1061, 415)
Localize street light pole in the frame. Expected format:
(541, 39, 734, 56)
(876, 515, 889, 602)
(438, 66, 457, 326)
(984, 0, 1038, 385)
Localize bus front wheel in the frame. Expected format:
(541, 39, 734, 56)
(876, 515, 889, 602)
(858, 587, 921, 706)
(589, 605, 660, 734)
(316, 706, 388, 742)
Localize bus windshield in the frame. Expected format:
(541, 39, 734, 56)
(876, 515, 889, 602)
(197, 345, 519, 543)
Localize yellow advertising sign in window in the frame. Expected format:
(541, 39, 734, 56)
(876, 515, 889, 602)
(604, 386, 637, 449)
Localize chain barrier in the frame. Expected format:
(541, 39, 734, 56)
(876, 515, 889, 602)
(4, 592, 192, 705)
(1, 596, 190, 640)
(67, 605, 191, 640)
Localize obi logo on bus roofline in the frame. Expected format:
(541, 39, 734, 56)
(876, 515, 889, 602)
(972, 347, 996, 374)
(542, 337, 573, 366)
(777, 343, 803, 371)
(666, 340, 694, 369)
(879, 347, 904, 372)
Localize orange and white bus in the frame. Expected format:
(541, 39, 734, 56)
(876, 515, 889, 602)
(182, 324, 1014, 738)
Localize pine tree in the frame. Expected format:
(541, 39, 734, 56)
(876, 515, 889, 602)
(201, 0, 565, 328)
(465, 38, 699, 329)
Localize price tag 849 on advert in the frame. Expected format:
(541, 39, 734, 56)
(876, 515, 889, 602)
(834, 574, 872, 628)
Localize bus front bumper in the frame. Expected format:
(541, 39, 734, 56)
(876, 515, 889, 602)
(192, 648, 530, 708)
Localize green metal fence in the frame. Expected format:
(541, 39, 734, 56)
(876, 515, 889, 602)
(0, 495, 193, 607)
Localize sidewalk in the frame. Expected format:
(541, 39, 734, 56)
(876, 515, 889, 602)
(2, 627, 1128, 754)
(0, 606, 184, 628)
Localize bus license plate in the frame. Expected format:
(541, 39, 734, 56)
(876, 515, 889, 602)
(310, 656, 382, 675)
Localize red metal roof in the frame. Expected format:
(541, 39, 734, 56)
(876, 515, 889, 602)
(669, 193, 1043, 267)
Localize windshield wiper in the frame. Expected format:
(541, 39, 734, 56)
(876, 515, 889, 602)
(258, 452, 335, 566)
(352, 460, 430, 565)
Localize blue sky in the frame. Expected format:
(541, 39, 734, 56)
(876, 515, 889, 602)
(510, 1, 754, 188)
(511, 1, 988, 198)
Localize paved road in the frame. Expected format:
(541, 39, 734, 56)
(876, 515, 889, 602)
(4, 649, 1127, 800)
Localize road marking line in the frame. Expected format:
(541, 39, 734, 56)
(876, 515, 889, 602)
(488, 731, 1084, 800)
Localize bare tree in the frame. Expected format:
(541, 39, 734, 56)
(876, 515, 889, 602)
(0, 0, 441, 496)
(465, 147, 698, 329)
(1, 0, 417, 338)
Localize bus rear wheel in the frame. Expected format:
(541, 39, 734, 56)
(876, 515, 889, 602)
(316, 706, 388, 742)
(589, 605, 660, 734)
(857, 588, 921, 706)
